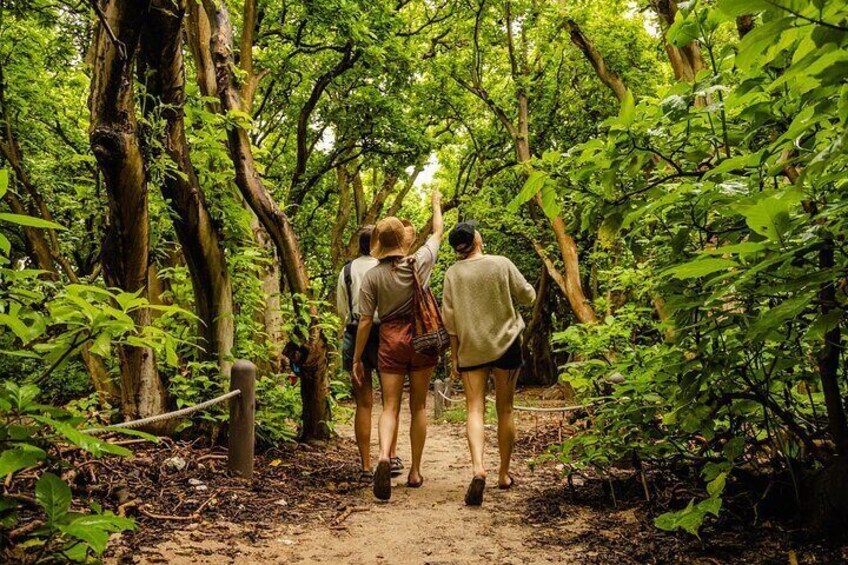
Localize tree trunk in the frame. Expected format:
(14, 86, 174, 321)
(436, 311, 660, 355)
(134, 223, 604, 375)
(514, 92, 597, 324)
(652, 0, 706, 82)
(331, 164, 354, 271)
(140, 0, 234, 376)
(567, 20, 627, 102)
(88, 0, 168, 421)
(817, 234, 848, 457)
(520, 268, 558, 386)
(203, 0, 331, 440)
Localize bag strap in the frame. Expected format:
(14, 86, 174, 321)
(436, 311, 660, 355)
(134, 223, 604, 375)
(343, 260, 355, 321)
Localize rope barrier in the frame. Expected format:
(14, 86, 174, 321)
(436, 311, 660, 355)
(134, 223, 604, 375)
(435, 389, 585, 413)
(85, 389, 242, 435)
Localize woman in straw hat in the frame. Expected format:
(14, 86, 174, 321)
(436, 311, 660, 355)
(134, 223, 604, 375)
(352, 190, 444, 501)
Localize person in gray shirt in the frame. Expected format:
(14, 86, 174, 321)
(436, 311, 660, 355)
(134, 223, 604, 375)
(442, 221, 536, 506)
(336, 226, 400, 483)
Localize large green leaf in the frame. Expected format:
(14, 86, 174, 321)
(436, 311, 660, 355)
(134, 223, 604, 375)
(34, 417, 132, 458)
(60, 513, 134, 555)
(0, 213, 65, 230)
(747, 295, 811, 342)
(665, 258, 737, 279)
(507, 170, 546, 213)
(0, 169, 7, 198)
(35, 472, 71, 526)
(0, 444, 46, 476)
(736, 190, 802, 242)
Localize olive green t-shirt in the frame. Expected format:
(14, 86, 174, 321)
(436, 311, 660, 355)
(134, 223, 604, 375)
(358, 235, 441, 322)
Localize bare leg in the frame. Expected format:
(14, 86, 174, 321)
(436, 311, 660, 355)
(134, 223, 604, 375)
(389, 375, 399, 460)
(351, 369, 374, 471)
(463, 369, 489, 479)
(378, 373, 404, 463)
(493, 367, 518, 487)
(407, 366, 435, 484)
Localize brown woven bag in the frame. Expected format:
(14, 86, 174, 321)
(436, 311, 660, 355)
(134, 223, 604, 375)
(410, 261, 450, 354)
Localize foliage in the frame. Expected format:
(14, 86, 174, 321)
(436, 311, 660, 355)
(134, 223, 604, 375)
(529, 0, 848, 535)
(0, 381, 137, 562)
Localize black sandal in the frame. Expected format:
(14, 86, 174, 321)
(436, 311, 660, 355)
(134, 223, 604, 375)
(406, 475, 424, 488)
(464, 475, 486, 506)
(359, 470, 374, 484)
(390, 456, 404, 477)
(373, 460, 392, 501)
(498, 474, 515, 490)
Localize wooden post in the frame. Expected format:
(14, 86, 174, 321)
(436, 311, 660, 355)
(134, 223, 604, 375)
(434, 379, 445, 419)
(229, 359, 256, 479)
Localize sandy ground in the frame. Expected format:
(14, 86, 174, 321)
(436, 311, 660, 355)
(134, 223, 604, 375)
(129, 393, 584, 564)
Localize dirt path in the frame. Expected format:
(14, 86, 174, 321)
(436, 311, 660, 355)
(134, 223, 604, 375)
(134, 394, 586, 564)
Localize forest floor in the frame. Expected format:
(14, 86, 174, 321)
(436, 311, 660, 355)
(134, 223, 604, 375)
(103, 388, 848, 564)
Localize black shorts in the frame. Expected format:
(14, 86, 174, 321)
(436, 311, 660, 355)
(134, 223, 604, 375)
(342, 324, 380, 374)
(459, 336, 523, 372)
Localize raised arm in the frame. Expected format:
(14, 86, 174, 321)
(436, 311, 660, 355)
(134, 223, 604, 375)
(430, 190, 443, 240)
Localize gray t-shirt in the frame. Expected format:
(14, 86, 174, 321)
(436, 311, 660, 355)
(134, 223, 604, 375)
(359, 235, 441, 321)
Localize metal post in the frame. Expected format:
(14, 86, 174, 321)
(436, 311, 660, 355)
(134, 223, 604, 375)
(434, 379, 445, 419)
(229, 359, 256, 479)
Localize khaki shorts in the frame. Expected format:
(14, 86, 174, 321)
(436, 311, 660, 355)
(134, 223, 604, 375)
(378, 318, 439, 374)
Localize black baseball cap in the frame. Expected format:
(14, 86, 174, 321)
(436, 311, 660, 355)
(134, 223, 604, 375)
(449, 220, 478, 253)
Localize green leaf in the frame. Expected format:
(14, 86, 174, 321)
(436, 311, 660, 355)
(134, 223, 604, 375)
(702, 241, 766, 256)
(60, 513, 134, 555)
(667, 12, 700, 48)
(0, 445, 46, 476)
(716, 0, 772, 18)
(706, 472, 727, 498)
(665, 258, 737, 279)
(35, 472, 71, 526)
(507, 170, 546, 213)
(747, 295, 811, 342)
(61, 523, 109, 555)
(539, 182, 559, 219)
(0, 169, 7, 198)
(34, 417, 132, 458)
(89, 332, 111, 358)
(698, 496, 723, 518)
(619, 90, 635, 127)
(0, 213, 65, 230)
(737, 191, 801, 241)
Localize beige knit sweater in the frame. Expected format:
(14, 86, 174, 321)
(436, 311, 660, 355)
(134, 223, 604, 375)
(442, 255, 536, 368)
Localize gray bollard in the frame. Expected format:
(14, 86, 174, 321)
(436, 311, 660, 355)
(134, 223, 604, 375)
(434, 379, 445, 419)
(229, 359, 256, 479)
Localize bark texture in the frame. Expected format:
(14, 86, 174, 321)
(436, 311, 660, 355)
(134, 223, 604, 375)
(567, 20, 627, 102)
(140, 0, 234, 375)
(202, 0, 332, 440)
(520, 268, 559, 386)
(652, 0, 707, 82)
(88, 0, 168, 420)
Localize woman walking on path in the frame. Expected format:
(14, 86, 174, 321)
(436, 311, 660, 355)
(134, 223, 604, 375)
(442, 221, 536, 506)
(336, 226, 402, 483)
(353, 191, 444, 501)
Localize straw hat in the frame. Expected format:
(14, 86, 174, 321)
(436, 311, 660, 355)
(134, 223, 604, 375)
(371, 216, 409, 260)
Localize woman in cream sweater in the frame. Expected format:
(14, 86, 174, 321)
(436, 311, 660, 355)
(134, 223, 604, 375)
(441, 221, 536, 506)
